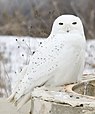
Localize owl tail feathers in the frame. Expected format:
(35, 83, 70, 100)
(7, 92, 16, 102)
(17, 93, 31, 110)
(7, 92, 31, 110)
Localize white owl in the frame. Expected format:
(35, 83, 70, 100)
(8, 15, 86, 109)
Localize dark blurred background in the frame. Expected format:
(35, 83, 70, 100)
(0, 0, 95, 39)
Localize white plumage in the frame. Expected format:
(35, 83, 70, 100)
(8, 15, 86, 109)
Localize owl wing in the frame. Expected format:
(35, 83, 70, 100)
(8, 36, 59, 108)
(12, 65, 28, 93)
(12, 38, 46, 92)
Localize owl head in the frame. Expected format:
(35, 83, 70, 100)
(50, 15, 85, 37)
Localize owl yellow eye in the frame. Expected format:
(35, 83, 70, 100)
(72, 22, 77, 25)
(59, 22, 63, 25)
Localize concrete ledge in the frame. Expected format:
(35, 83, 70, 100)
(31, 74, 95, 114)
(31, 99, 95, 114)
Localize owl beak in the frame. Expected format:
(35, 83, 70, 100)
(66, 25, 70, 33)
(66, 30, 70, 33)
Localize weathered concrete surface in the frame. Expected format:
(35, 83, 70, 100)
(31, 75, 95, 114)
(0, 98, 30, 114)
(31, 98, 95, 114)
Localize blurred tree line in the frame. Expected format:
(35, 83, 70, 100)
(0, 0, 95, 39)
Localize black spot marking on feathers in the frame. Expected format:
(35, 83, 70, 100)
(40, 42, 42, 44)
(18, 46, 20, 48)
(56, 64, 58, 67)
(22, 54, 24, 56)
(32, 51, 35, 54)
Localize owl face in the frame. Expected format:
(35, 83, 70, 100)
(51, 15, 84, 35)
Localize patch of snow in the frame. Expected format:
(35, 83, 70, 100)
(84, 40, 95, 74)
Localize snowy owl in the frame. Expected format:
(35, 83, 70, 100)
(8, 15, 86, 109)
